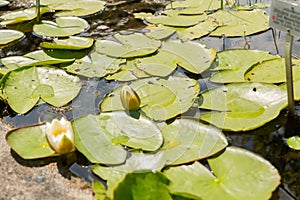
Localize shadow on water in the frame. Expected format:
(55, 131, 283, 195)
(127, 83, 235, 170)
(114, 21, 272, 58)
(1, 0, 300, 199)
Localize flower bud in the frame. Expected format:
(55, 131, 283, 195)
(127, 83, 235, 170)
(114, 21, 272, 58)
(45, 118, 75, 154)
(120, 85, 141, 111)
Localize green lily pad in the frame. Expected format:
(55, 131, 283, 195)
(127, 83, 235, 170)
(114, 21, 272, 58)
(24, 50, 75, 66)
(143, 11, 207, 27)
(160, 40, 216, 74)
(72, 114, 127, 164)
(40, 36, 94, 50)
(39, 0, 76, 6)
(101, 76, 200, 121)
(145, 26, 176, 40)
(165, 0, 235, 12)
(0, 0, 9, 7)
(105, 60, 150, 81)
(65, 52, 125, 78)
(6, 124, 56, 159)
(210, 49, 279, 83)
(0, 7, 50, 25)
(33, 17, 89, 37)
(2, 66, 81, 114)
(245, 58, 300, 83)
(52, 0, 106, 17)
(0, 30, 24, 46)
(164, 146, 280, 200)
(0, 56, 37, 74)
(97, 111, 163, 151)
(159, 119, 228, 165)
(96, 33, 161, 58)
(114, 172, 172, 200)
(199, 82, 287, 131)
(209, 9, 270, 37)
(287, 136, 300, 150)
(135, 51, 177, 77)
(92, 151, 166, 198)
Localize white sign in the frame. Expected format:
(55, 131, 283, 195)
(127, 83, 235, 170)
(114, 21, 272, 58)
(269, 0, 300, 37)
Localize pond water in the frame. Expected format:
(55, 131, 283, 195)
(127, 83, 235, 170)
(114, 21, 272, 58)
(1, 0, 300, 199)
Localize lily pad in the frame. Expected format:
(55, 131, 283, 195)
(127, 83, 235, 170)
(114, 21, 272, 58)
(245, 58, 300, 83)
(0, 0, 9, 7)
(210, 49, 279, 83)
(52, 0, 106, 17)
(40, 36, 94, 50)
(33, 17, 89, 37)
(164, 146, 280, 200)
(105, 60, 150, 81)
(97, 111, 163, 151)
(0, 56, 37, 74)
(101, 76, 200, 120)
(145, 26, 176, 40)
(92, 151, 166, 198)
(6, 124, 56, 159)
(287, 136, 300, 150)
(159, 119, 228, 165)
(199, 82, 287, 131)
(72, 114, 127, 164)
(209, 9, 270, 37)
(2, 66, 81, 114)
(96, 33, 161, 58)
(0, 30, 24, 46)
(24, 50, 75, 66)
(160, 40, 216, 74)
(135, 51, 177, 77)
(65, 52, 125, 78)
(0, 7, 50, 25)
(114, 172, 172, 200)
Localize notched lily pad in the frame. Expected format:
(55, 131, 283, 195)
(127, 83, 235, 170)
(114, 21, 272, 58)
(33, 17, 89, 37)
(95, 33, 161, 58)
(164, 146, 280, 200)
(40, 36, 94, 50)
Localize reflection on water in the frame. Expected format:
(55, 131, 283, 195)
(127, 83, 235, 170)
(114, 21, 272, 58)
(1, 0, 300, 199)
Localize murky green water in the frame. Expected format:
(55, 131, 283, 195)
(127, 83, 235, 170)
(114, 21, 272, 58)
(1, 0, 300, 199)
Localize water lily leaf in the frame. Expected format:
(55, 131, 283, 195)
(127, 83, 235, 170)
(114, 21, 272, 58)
(199, 82, 287, 131)
(33, 17, 89, 37)
(135, 51, 177, 77)
(40, 36, 94, 50)
(0, 56, 37, 74)
(114, 172, 172, 200)
(92, 152, 166, 198)
(145, 26, 176, 40)
(287, 136, 300, 150)
(0, 7, 50, 25)
(53, 0, 106, 17)
(96, 33, 161, 58)
(0, 0, 9, 7)
(165, 0, 235, 11)
(209, 9, 269, 37)
(0, 30, 24, 45)
(159, 119, 228, 165)
(210, 49, 279, 83)
(105, 60, 150, 81)
(2, 66, 81, 114)
(164, 146, 280, 200)
(6, 124, 56, 159)
(24, 50, 75, 66)
(65, 52, 124, 78)
(245, 58, 300, 83)
(101, 76, 200, 120)
(39, 0, 76, 6)
(143, 11, 207, 27)
(97, 111, 163, 151)
(161, 40, 216, 74)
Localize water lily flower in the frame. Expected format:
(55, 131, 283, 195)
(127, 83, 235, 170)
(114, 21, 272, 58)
(120, 85, 141, 111)
(45, 118, 75, 154)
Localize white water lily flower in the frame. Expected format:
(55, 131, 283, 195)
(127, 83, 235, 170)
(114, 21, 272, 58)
(45, 118, 75, 154)
(120, 85, 141, 111)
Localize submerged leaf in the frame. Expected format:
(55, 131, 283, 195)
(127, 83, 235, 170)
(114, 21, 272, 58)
(199, 82, 287, 131)
(101, 76, 200, 120)
(287, 136, 300, 150)
(165, 146, 280, 200)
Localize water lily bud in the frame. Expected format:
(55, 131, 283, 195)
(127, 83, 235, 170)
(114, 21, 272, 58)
(120, 85, 141, 111)
(45, 118, 75, 154)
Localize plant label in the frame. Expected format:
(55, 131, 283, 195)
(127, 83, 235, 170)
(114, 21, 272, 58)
(270, 0, 300, 37)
